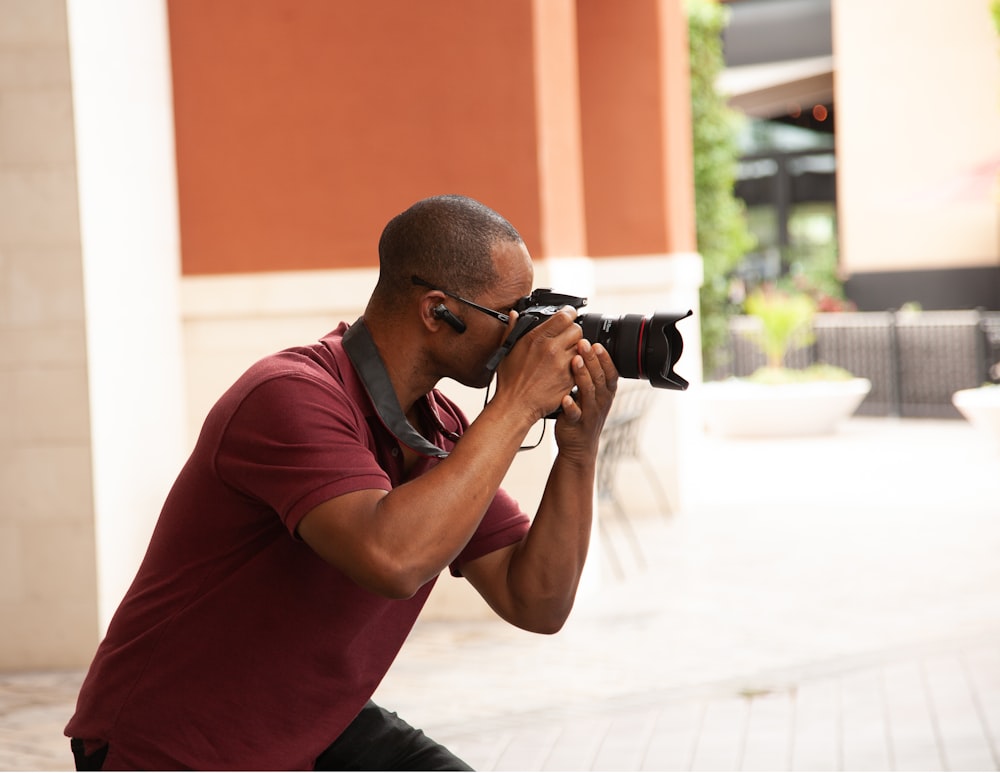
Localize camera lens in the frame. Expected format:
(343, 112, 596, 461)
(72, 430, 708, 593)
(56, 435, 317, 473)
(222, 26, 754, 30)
(577, 311, 692, 390)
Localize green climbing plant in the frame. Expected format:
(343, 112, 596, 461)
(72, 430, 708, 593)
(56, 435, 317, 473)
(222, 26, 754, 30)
(687, 0, 756, 378)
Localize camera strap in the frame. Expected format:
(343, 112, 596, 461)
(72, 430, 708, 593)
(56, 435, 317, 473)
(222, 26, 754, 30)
(485, 314, 539, 372)
(342, 318, 450, 459)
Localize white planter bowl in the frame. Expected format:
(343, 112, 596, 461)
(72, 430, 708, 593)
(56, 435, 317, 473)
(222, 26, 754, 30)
(701, 378, 872, 438)
(952, 386, 1000, 448)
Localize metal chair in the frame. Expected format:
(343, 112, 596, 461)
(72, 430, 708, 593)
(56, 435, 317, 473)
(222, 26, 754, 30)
(596, 383, 673, 578)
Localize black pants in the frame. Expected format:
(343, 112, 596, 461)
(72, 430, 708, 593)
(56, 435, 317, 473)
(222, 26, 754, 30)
(70, 739, 108, 771)
(314, 701, 473, 771)
(71, 702, 471, 771)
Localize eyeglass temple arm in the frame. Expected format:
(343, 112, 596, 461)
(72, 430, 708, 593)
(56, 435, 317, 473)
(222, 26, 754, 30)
(410, 276, 511, 324)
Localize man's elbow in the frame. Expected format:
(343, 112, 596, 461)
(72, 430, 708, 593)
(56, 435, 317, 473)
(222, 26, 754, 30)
(511, 597, 575, 635)
(343, 552, 439, 600)
(526, 617, 568, 636)
(375, 562, 440, 600)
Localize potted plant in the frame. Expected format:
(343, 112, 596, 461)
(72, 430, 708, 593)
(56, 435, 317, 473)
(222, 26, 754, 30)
(700, 287, 871, 437)
(952, 383, 1000, 449)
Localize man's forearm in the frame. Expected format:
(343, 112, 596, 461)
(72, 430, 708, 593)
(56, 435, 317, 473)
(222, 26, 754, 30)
(502, 452, 597, 631)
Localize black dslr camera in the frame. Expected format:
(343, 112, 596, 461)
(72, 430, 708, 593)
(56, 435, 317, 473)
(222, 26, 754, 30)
(487, 289, 692, 390)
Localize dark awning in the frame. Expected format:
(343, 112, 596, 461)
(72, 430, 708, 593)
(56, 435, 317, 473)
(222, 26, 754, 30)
(719, 0, 833, 118)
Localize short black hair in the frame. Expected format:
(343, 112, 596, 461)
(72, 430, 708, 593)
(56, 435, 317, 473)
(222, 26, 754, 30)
(374, 194, 523, 304)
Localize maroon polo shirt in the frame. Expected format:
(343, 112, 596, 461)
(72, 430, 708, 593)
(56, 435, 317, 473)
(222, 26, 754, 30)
(65, 323, 529, 769)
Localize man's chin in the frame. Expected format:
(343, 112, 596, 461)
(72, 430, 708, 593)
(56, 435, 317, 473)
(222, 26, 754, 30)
(457, 369, 496, 391)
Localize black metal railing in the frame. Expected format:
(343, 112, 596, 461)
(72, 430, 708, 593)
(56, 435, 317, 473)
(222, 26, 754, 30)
(719, 309, 1000, 418)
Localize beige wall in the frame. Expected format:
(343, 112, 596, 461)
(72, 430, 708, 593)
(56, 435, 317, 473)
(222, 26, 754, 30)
(0, 0, 98, 668)
(834, 0, 1000, 274)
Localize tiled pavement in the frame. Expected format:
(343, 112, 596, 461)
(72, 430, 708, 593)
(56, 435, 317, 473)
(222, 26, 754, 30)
(412, 633, 1000, 771)
(2, 417, 999, 770)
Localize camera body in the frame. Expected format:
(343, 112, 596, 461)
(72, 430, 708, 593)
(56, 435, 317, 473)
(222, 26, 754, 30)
(488, 288, 692, 390)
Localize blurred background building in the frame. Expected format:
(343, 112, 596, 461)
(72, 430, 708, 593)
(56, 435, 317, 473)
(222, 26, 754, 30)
(721, 0, 1000, 311)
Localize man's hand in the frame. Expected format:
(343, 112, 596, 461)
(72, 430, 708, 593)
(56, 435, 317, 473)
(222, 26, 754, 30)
(493, 307, 585, 422)
(553, 338, 618, 461)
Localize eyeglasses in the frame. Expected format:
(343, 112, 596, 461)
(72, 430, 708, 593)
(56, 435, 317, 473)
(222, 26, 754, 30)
(411, 275, 511, 325)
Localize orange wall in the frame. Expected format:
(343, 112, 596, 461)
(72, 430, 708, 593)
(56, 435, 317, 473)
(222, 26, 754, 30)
(658, 0, 697, 256)
(167, 0, 542, 274)
(167, 0, 695, 275)
(577, 0, 695, 257)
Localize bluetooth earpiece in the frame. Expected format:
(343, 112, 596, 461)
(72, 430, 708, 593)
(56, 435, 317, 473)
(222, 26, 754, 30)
(432, 304, 467, 334)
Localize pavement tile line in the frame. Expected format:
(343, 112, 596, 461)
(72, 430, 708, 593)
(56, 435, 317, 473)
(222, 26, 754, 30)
(964, 651, 1000, 771)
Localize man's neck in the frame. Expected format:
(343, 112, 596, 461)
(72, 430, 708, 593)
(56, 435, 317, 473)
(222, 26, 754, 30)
(342, 317, 450, 459)
(363, 315, 436, 415)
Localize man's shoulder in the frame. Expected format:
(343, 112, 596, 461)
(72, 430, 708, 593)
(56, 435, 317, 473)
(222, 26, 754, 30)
(209, 325, 367, 422)
(239, 325, 352, 391)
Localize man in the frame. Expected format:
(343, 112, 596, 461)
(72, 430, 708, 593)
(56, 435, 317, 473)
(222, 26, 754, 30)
(65, 194, 618, 770)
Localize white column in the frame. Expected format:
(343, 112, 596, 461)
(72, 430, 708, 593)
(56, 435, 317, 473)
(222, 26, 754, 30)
(67, 0, 187, 631)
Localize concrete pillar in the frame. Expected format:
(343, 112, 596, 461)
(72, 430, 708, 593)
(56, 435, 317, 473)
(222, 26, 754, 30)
(67, 0, 188, 636)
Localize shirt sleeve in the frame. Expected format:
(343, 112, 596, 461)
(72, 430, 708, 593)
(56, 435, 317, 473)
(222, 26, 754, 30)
(449, 486, 530, 577)
(215, 371, 391, 536)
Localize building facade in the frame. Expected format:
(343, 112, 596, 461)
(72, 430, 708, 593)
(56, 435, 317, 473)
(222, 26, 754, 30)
(1, 0, 700, 669)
